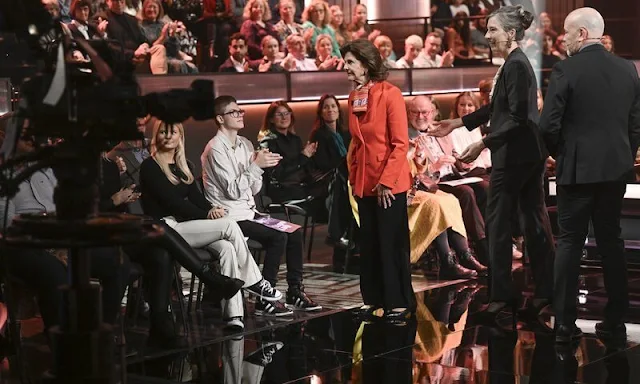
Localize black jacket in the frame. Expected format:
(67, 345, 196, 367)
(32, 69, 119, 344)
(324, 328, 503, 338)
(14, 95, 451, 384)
(103, 10, 148, 62)
(462, 48, 547, 169)
(309, 125, 351, 177)
(540, 44, 640, 185)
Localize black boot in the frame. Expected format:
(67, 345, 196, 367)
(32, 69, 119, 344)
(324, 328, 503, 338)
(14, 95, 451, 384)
(199, 264, 244, 301)
(439, 252, 478, 279)
(458, 250, 488, 276)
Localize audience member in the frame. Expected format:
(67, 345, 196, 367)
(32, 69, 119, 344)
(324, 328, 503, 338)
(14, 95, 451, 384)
(67, 0, 106, 41)
(374, 35, 397, 68)
(430, 0, 454, 32)
(273, 0, 304, 46)
(449, 0, 471, 17)
(552, 33, 567, 59)
(139, 0, 197, 73)
(477, 78, 493, 106)
(446, 12, 475, 61)
(240, 0, 279, 61)
(251, 35, 285, 72)
(408, 96, 490, 264)
(541, 33, 561, 86)
(201, 95, 321, 314)
(329, 5, 351, 47)
(415, 33, 455, 68)
(537, 11, 558, 39)
(282, 34, 317, 71)
(102, 0, 168, 74)
(301, 0, 341, 58)
(200, 0, 238, 71)
(257, 101, 317, 202)
(219, 33, 252, 72)
(396, 35, 423, 68)
(448, 92, 492, 172)
(347, 3, 381, 42)
(314, 34, 344, 70)
(139, 120, 282, 329)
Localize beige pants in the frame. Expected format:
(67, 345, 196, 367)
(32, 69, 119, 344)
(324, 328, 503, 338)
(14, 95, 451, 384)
(137, 44, 168, 74)
(164, 217, 262, 319)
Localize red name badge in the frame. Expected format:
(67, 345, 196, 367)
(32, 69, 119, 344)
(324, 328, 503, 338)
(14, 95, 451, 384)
(352, 88, 369, 113)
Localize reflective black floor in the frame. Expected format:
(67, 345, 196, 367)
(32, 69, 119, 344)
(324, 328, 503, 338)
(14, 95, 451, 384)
(5, 263, 640, 383)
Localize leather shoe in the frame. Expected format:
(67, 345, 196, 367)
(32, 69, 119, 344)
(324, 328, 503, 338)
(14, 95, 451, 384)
(555, 324, 583, 344)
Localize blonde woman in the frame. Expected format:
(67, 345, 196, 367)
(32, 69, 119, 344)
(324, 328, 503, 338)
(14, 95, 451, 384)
(301, 0, 341, 58)
(314, 34, 344, 70)
(240, 0, 279, 60)
(273, 0, 304, 46)
(139, 120, 285, 330)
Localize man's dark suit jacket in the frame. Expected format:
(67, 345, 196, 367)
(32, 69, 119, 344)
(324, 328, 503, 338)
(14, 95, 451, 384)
(67, 22, 101, 40)
(103, 10, 148, 62)
(540, 44, 640, 185)
(462, 48, 547, 169)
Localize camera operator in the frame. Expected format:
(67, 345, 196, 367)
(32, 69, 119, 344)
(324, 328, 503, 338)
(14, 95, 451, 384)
(0, 135, 131, 340)
(99, 0, 168, 74)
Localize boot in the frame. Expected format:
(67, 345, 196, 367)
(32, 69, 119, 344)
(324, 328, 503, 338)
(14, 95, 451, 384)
(438, 252, 477, 279)
(458, 250, 488, 276)
(148, 312, 185, 348)
(199, 264, 244, 301)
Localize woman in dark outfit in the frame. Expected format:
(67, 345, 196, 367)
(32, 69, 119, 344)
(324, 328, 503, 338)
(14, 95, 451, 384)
(430, 6, 555, 325)
(99, 156, 245, 345)
(309, 94, 354, 271)
(258, 100, 318, 203)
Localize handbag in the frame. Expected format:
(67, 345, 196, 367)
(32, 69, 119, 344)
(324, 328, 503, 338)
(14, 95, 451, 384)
(415, 173, 439, 193)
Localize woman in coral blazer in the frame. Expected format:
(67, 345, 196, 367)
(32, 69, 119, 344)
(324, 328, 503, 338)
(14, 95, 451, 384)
(341, 39, 415, 322)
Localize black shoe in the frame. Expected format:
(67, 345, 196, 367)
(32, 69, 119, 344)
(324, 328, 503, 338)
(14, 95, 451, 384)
(384, 308, 414, 324)
(555, 324, 583, 344)
(255, 299, 294, 317)
(286, 285, 322, 311)
(458, 250, 488, 276)
(439, 252, 478, 280)
(245, 279, 283, 302)
(244, 341, 283, 366)
(595, 321, 626, 342)
(353, 305, 382, 320)
(200, 266, 245, 300)
(518, 298, 553, 331)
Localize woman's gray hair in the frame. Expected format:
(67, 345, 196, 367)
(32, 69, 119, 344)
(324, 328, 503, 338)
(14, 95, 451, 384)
(488, 5, 535, 42)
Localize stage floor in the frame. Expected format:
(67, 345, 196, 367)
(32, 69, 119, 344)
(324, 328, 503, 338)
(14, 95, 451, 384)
(6, 261, 640, 383)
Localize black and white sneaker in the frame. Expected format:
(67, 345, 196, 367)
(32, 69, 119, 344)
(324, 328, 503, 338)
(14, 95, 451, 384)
(286, 285, 322, 311)
(254, 299, 294, 316)
(244, 341, 284, 367)
(244, 279, 282, 302)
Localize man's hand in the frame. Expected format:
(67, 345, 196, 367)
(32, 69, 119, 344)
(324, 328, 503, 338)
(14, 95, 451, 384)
(208, 207, 227, 219)
(115, 156, 127, 175)
(459, 141, 485, 163)
(302, 142, 318, 157)
(97, 18, 109, 36)
(253, 149, 282, 168)
(428, 118, 463, 137)
(134, 43, 149, 59)
(372, 183, 395, 209)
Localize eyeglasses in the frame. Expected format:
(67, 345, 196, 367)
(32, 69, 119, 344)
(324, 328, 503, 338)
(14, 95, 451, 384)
(274, 112, 292, 118)
(222, 109, 246, 118)
(409, 110, 434, 117)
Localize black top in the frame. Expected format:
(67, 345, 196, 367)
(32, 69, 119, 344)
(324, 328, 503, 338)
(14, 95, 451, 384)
(309, 125, 351, 177)
(104, 10, 148, 61)
(260, 129, 311, 185)
(139, 158, 211, 221)
(462, 48, 547, 169)
(540, 44, 640, 185)
(99, 157, 128, 213)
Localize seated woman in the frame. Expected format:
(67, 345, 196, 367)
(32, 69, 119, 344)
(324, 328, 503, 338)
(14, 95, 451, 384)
(258, 101, 318, 203)
(301, 0, 342, 58)
(407, 140, 486, 279)
(308, 95, 352, 271)
(314, 34, 344, 71)
(99, 154, 245, 345)
(447, 92, 492, 173)
(139, 0, 197, 73)
(139, 121, 282, 331)
(446, 12, 476, 62)
(251, 36, 286, 72)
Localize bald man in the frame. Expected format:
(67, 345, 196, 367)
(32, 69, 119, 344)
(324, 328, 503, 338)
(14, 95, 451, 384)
(540, 7, 640, 344)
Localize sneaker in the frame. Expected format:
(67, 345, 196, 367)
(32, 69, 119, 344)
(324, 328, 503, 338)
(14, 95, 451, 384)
(255, 299, 293, 316)
(245, 279, 282, 302)
(244, 341, 283, 366)
(286, 286, 322, 311)
(224, 317, 244, 331)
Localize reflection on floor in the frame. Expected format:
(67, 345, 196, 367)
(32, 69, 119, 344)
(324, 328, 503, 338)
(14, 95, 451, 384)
(4, 261, 640, 383)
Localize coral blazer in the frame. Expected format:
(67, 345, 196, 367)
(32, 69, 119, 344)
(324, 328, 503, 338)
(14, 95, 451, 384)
(348, 81, 412, 198)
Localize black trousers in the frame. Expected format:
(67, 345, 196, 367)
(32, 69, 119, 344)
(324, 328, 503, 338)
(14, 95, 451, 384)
(237, 220, 304, 288)
(357, 193, 414, 310)
(5, 247, 130, 331)
(554, 181, 628, 326)
(486, 161, 555, 302)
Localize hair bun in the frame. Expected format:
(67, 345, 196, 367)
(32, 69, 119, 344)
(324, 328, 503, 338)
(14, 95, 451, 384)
(518, 5, 535, 30)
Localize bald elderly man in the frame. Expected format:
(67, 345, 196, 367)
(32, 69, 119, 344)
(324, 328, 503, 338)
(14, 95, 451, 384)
(540, 7, 640, 344)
